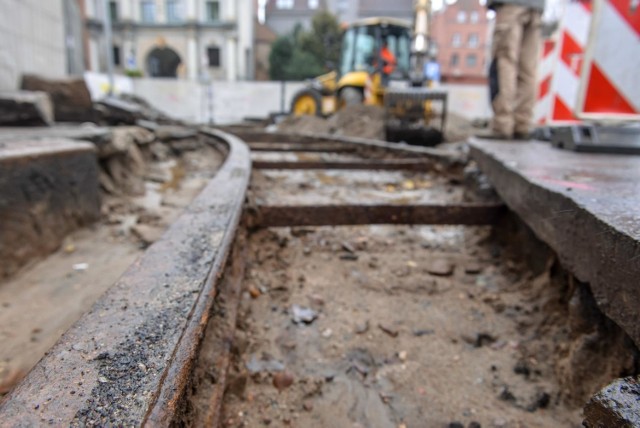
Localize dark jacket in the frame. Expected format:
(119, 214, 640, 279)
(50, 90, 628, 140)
(487, 0, 545, 12)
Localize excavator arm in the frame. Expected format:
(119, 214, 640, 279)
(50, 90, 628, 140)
(411, 0, 431, 86)
(383, 0, 448, 146)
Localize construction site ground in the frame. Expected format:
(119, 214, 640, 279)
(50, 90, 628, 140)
(214, 154, 605, 428)
(221, 224, 583, 427)
(0, 107, 638, 427)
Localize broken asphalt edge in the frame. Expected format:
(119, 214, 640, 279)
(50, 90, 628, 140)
(0, 129, 251, 426)
(0, 139, 101, 279)
(469, 140, 640, 349)
(469, 140, 640, 426)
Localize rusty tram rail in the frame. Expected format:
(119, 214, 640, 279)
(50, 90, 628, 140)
(0, 129, 635, 426)
(0, 129, 250, 426)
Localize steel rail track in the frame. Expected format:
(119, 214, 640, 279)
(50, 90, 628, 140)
(0, 128, 502, 426)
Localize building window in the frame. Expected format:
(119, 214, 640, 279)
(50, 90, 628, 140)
(470, 11, 479, 23)
(276, 0, 294, 9)
(109, 1, 119, 21)
(206, 0, 220, 21)
(457, 11, 467, 23)
(141, 0, 156, 22)
(113, 45, 121, 66)
(466, 53, 477, 67)
(208, 46, 221, 67)
(166, 0, 183, 22)
(468, 33, 479, 48)
(450, 53, 459, 66)
(452, 33, 461, 47)
(308, 0, 319, 8)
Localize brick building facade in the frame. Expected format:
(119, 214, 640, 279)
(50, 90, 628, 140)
(431, 0, 491, 84)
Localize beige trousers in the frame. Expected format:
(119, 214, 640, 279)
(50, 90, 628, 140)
(490, 5, 542, 137)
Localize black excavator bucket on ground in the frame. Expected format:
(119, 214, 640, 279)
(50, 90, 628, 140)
(384, 87, 448, 147)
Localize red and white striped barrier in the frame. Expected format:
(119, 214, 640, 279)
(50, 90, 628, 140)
(535, 0, 639, 123)
(550, 0, 592, 122)
(579, 0, 640, 119)
(535, 38, 559, 124)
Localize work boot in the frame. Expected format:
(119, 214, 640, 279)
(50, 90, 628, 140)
(513, 131, 533, 141)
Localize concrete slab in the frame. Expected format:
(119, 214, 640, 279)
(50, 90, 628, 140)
(0, 91, 54, 126)
(0, 139, 100, 278)
(584, 376, 640, 427)
(0, 125, 111, 143)
(469, 139, 640, 348)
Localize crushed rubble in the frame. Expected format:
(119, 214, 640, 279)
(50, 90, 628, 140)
(291, 305, 319, 325)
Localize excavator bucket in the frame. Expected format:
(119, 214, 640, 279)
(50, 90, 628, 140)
(383, 87, 448, 146)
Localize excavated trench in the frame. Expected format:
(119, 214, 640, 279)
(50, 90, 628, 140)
(183, 133, 639, 427)
(0, 130, 637, 427)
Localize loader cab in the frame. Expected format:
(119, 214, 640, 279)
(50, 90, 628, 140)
(338, 19, 412, 80)
(290, 18, 412, 116)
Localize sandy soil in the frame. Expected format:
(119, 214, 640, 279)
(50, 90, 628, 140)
(218, 156, 586, 427)
(221, 224, 583, 428)
(0, 142, 223, 396)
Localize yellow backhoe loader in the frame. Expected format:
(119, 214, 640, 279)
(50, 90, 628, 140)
(290, 0, 447, 145)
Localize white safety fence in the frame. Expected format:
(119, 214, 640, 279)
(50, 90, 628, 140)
(84, 72, 491, 124)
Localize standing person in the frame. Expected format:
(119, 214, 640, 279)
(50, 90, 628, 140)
(487, 0, 544, 139)
(380, 40, 397, 86)
(424, 55, 441, 86)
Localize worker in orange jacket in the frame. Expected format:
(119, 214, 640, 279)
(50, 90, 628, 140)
(380, 40, 397, 86)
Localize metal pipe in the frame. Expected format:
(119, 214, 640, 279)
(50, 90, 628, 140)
(413, 0, 430, 55)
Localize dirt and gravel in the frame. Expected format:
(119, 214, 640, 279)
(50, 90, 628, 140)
(219, 223, 637, 427)
(214, 140, 638, 427)
(220, 224, 586, 427)
(0, 128, 224, 396)
(276, 105, 476, 143)
(277, 105, 386, 141)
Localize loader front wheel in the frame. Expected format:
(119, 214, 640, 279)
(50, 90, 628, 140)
(340, 87, 363, 106)
(291, 89, 322, 116)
